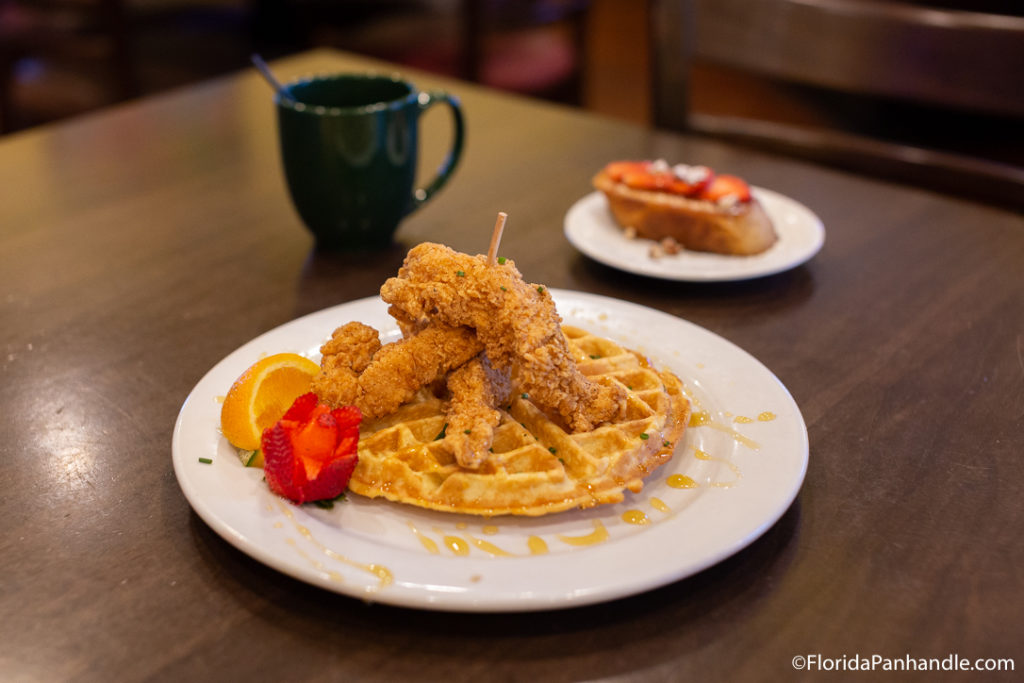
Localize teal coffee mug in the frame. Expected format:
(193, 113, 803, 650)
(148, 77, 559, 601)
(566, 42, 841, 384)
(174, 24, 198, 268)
(276, 73, 464, 249)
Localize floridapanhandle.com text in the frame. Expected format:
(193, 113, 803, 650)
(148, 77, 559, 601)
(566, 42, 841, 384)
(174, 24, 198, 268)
(791, 654, 1015, 673)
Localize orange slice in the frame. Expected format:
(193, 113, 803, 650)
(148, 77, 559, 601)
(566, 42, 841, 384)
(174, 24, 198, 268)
(220, 353, 321, 451)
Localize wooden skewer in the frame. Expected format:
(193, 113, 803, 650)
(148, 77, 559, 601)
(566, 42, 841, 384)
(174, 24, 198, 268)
(487, 212, 508, 266)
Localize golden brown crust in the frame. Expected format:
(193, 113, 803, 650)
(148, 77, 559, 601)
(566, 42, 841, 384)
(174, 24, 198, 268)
(355, 323, 483, 418)
(593, 170, 777, 255)
(380, 242, 626, 432)
(311, 322, 381, 407)
(443, 353, 511, 469)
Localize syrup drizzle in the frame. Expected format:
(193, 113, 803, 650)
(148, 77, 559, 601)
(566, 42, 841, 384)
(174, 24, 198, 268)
(275, 501, 394, 589)
(404, 523, 597, 557)
(407, 520, 440, 554)
(667, 474, 699, 489)
(557, 520, 609, 547)
(433, 527, 471, 556)
(733, 411, 776, 424)
(527, 535, 549, 555)
(622, 510, 650, 525)
(466, 534, 515, 557)
(693, 447, 741, 487)
(689, 410, 760, 450)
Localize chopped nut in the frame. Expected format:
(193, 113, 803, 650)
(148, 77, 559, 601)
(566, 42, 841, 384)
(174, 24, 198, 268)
(660, 237, 683, 254)
(623, 226, 637, 239)
(648, 243, 665, 259)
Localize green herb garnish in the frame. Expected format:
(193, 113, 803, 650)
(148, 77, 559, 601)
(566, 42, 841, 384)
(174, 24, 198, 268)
(434, 423, 448, 440)
(198, 457, 213, 464)
(639, 433, 649, 440)
(313, 492, 347, 509)
(497, 256, 507, 264)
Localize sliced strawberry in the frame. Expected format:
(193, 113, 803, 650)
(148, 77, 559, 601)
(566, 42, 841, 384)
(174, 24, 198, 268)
(624, 169, 689, 193)
(667, 176, 712, 197)
(260, 392, 362, 504)
(281, 391, 318, 422)
(701, 174, 752, 203)
(604, 161, 648, 182)
(621, 170, 661, 191)
(665, 164, 712, 196)
(330, 407, 360, 458)
(608, 159, 716, 197)
(292, 407, 342, 466)
(297, 451, 358, 502)
(331, 405, 362, 431)
(262, 421, 304, 501)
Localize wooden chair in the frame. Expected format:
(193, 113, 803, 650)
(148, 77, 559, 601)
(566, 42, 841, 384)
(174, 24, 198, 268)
(649, 0, 1024, 208)
(456, 0, 591, 103)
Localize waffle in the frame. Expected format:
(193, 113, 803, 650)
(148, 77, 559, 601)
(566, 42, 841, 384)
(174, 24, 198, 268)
(348, 326, 690, 516)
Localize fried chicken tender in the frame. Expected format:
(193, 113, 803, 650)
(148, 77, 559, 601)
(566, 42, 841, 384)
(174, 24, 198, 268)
(355, 323, 483, 418)
(380, 242, 625, 431)
(387, 305, 421, 338)
(443, 354, 511, 469)
(311, 321, 381, 407)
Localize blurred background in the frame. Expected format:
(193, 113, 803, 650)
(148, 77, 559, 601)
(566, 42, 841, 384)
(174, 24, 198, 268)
(0, 0, 650, 132)
(1, 0, 1021, 203)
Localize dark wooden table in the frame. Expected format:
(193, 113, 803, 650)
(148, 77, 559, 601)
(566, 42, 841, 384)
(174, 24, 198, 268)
(2, 49, 1021, 682)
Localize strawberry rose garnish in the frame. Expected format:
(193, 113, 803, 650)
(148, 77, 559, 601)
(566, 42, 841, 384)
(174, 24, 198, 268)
(261, 392, 361, 504)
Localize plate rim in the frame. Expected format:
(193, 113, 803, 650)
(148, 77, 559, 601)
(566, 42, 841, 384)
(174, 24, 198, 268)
(172, 290, 809, 612)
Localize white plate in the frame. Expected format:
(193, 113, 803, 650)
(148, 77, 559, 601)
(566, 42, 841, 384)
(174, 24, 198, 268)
(172, 291, 808, 612)
(564, 189, 824, 281)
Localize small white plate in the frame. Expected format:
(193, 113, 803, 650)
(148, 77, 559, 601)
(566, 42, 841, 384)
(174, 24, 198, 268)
(564, 189, 824, 281)
(172, 291, 808, 612)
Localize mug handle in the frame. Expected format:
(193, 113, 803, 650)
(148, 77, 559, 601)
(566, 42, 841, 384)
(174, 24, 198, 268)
(409, 90, 465, 213)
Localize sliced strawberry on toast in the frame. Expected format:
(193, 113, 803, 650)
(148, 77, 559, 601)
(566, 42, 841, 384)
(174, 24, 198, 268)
(700, 174, 752, 203)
